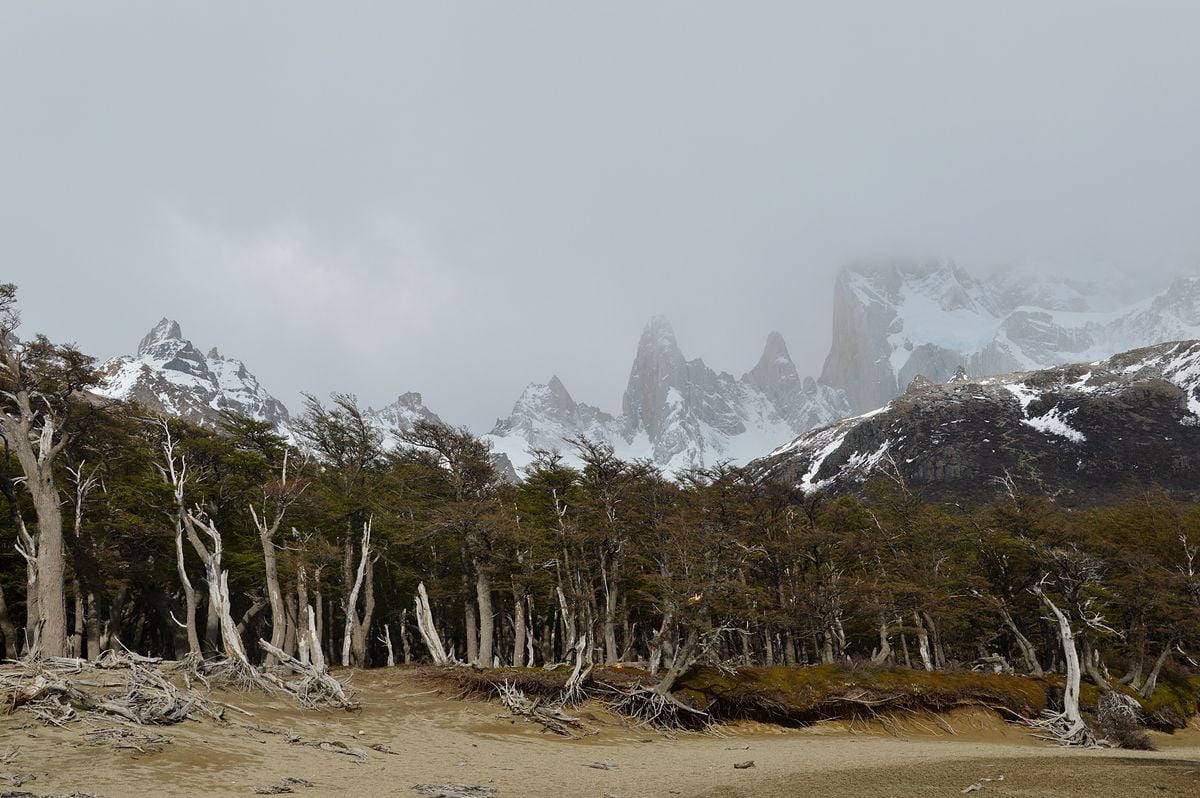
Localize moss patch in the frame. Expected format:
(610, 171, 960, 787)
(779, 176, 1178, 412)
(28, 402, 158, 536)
(675, 665, 1050, 726)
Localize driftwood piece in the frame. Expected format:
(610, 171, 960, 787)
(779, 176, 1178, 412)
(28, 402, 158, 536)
(495, 681, 591, 737)
(257, 639, 355, 710)
(410, 786, 496, 798)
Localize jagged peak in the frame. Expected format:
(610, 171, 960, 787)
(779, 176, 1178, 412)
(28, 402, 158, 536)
(390, 391, 425, 407)
(546, 375, 575, 403)
(207, 346, 222, 360)
(746, 330, 798, 391)
(137, 318, 184, 356)
(759, 331, 792, 365)
(638, 315, 680, 353)
(513, 376, 576, 411)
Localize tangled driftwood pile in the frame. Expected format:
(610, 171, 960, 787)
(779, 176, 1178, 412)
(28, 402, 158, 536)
(0, 647, 356, 751)
(495, 681, 595, 737)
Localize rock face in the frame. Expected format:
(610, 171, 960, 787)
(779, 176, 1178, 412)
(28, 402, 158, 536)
(487, 316, 849, 473)
(365, 391, 446, 444)
(755, 340, 1200, 505)
(96, 318, 291, 431)
(821, 261, 1200, 415)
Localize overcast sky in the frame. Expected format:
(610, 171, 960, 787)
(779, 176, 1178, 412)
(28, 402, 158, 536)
(3, 2, 1199, 429)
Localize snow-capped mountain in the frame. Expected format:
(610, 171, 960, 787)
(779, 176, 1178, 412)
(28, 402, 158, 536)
(486, 317, 849, 473)
(96, 319, 291, 431)
(755, 339, 1200, 504)
(820, 261, 1200, 415)
(486, 377, 622, 458)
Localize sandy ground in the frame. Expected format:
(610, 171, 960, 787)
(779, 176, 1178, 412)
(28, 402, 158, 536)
(1, 668, 1197, 798)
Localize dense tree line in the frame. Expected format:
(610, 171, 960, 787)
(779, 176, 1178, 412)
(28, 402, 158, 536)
(1, 284, 1198, 714)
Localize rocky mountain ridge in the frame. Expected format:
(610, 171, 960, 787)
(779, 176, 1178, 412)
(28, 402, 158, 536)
(755, 339, 1200, 504)
(485, 316, 848, 473)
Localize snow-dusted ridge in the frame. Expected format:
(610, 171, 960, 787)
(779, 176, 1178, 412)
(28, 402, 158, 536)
(754, 340, 1200, 503)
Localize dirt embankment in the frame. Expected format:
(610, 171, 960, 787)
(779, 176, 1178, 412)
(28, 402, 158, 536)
(1, 667, 1198, 798)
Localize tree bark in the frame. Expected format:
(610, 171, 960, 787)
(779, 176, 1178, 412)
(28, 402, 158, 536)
(341, 519, 371, 667)
(475, 563, 494, 667)
(414, 582, 450, 664)
(254, 504, 288, 668)
(1139, 640, 1174, 700)
(511, 584, 527, 667)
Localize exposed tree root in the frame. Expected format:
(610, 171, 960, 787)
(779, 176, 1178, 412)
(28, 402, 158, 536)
(1027, 709, 1101, 747)
(599, 684, 715, 731)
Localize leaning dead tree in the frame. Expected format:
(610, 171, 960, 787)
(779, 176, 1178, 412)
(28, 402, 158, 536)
(1028, 549, 1118, 747)
(415, 582, 452, 665)
(1030, 581, 1094, 746)
(342, 517, 372, 667)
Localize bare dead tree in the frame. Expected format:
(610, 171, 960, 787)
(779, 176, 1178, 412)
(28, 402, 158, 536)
(249, 450, 307, 668)
(1028, 548, 1118, 747)
(152, 418, 202, 658)
(415, 581, 451, 665)
(341, 517, 372, 667)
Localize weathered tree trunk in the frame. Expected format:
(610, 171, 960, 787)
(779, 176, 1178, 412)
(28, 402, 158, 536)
(1081, 635, 1111, 689)
(254, 505, 288, 668)
(871, 614, 892, 664)
(296, 564, 311, 665)
(313, 565, 325, 663)
(28, 472, 67, 658)
(1035, 587, 1089, 743)
(174, 519, 202, 657)
(999, 604, 1044, 676)
(283, 591, 299, 659)
(399, 607, 413, 664)
(70, 582, 83, 657)
(1, 406, 70, 657)
(653, 626, 699, 696)
(475, 563, 494, 667)
(601, 553, 620, 666)
(414, 582, 450, 664)
(511, 584, 527, 667)
(379, 624, 395, 666)
(351, 554, 376, 666)
(913, 611, 934, 670)
(1139, 640, 1174, 700)
(342, 519, 371, 667)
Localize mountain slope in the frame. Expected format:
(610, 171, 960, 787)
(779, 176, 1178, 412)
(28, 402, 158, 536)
(96, 319, 291, 431)
(821, 261, 1200, 414)
(756, 340, 1200, 504)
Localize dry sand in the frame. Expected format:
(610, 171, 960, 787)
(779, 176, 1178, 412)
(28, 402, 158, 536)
(1, 668, 1197, 798)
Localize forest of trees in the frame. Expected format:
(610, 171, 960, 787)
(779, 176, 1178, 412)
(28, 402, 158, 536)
(2, 284, 1198, 717)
